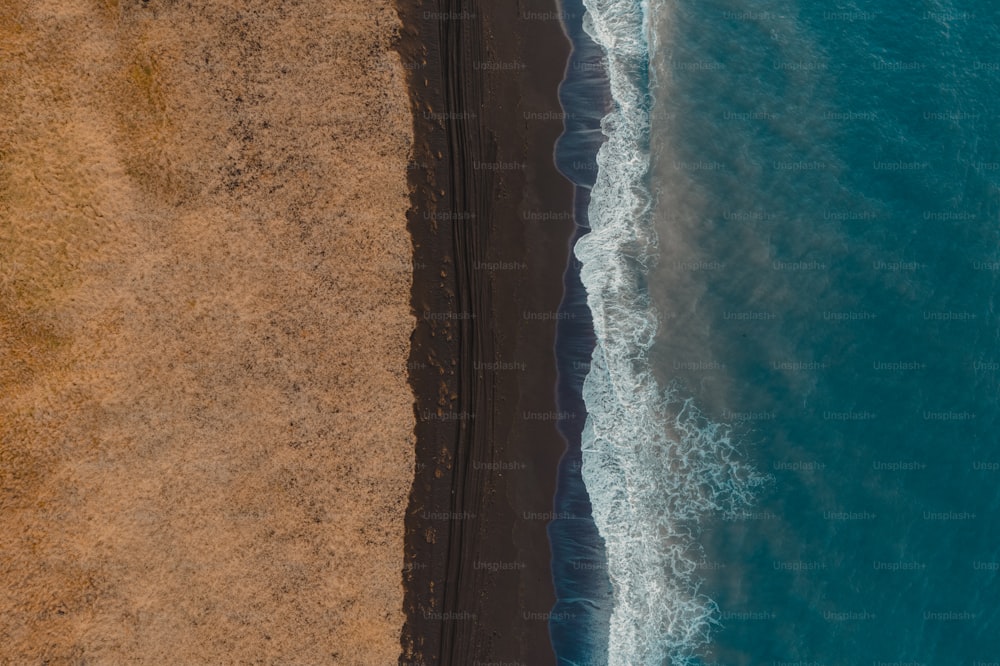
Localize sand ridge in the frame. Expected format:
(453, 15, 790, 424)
(1, 1, 414, 663)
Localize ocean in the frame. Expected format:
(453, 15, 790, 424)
(551, 0, 1000, 664)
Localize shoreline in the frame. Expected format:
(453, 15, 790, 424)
(547, 2, 616, 663)
(394, 0, 574, 663)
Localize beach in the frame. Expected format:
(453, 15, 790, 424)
(1, 1, 415, 663)
(395, 0, 573, 663)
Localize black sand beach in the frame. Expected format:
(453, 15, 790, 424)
(395, 0, 574, 663)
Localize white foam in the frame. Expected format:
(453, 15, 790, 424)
(575, 0, 766, 662)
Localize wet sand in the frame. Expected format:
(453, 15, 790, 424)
(1, 1, 414, 663)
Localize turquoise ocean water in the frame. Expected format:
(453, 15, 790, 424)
(552, 0, 1000, 663)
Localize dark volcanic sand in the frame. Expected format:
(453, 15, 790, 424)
(395, 0, 574, 664)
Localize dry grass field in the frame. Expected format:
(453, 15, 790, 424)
(0, 1, 414, 663)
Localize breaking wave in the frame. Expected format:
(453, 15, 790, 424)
(573, 0, 767, 662)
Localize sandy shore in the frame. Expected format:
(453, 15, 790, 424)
(1, 1, 414, 663)
(395, 0, 574, 663)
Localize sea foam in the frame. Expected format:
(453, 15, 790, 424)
(574, 0, 766, 662)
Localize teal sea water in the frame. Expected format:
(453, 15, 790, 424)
(554, 0, 1000, 663)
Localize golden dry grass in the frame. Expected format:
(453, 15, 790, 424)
(1, 1, 414, 663)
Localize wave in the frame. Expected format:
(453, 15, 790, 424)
(573, 0, 767, 663)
